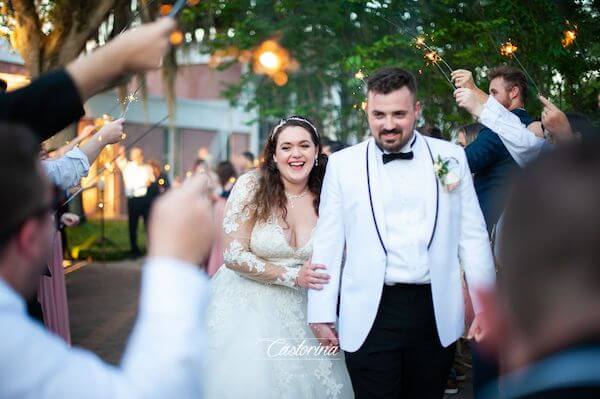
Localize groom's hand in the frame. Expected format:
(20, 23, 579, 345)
(309, 323, 339, 353)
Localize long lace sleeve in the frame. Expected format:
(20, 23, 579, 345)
(222, 172, 299, 288)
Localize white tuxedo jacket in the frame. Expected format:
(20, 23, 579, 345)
(307, 134, 496, 352)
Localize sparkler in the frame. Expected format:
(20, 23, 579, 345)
(62, 115, 169, 207)
(375, 14, 455, 89)
(499, 40, 541, 95)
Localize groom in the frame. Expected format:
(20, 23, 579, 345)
(307, 67, 496, 398)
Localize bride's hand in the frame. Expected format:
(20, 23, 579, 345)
(296, 261, 330, 290)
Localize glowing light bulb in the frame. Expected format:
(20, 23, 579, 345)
(258, 51, 281, 71)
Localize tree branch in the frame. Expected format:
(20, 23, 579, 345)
(11, 0, 43, 76)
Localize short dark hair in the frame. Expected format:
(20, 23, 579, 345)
(215, 161, 237, 188)
(500, 139, 600, 338)
(488, 65, 529, 104)
(367, 67, 418, 97)
(242, 151, 255, 163)
(0, 122, 47, 249)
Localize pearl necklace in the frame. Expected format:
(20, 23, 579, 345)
(285, 188, 308, 209)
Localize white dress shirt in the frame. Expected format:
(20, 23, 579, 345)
(375, 133, 436, 284)
(479, 95, 546, 167)
(0, 257, 209, 399)
(117, 158, 152, 198)
(42, 147, 90, 189)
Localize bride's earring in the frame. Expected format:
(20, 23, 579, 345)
(315, 157, 319, 167)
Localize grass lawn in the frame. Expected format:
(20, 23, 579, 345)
(66, 219, 147, 261)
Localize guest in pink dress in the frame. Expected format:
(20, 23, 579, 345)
(38, 212, 79, 344)
(206, 161, 237, 277)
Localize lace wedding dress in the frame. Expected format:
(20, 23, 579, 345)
(204, 171, 353, 399)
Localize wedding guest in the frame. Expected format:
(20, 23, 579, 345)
(457, 123, 482, 148)
(420, 123, 445, 140)
(242, 151, 255, 171)
(44, 119, 125, 190)
(215, 161, 237, 199)
(146, 160, 170, 207)
(453, 66, 530, 234)
(37, 193, 79, 344)
(453, 66, 532, 398)
(0, 18, 176, 142)
(0, 121, 215, 398)
(479, 141, 600, 398)
(206, 161, 237, 277)
(32, 120, 126, 326)
(454, 88, 580, 166)
(117, 147, 154, 258)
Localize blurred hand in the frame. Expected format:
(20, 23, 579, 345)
(296, 261, 330, 289)
(539, 95, 573, 141)
(81, 125, 96, 138)
(148, 173, 215, 266)
(454, 87, 489, 117)
(467, 313, 488, 343)
(309, 323, 339, 352)
(527, 121, 545, 139)
(451, 69, 477, 90)
(114, 18, 176, 73)
(60, 213, 80, 227)
(97, 118, 125, 145)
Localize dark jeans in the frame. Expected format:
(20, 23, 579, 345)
(127, 196, 149, 255)
(345, 283, 455, 399)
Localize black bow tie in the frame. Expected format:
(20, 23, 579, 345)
(382, 151, 414, 164)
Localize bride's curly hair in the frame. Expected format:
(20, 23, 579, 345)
(251, 116, 328, 225)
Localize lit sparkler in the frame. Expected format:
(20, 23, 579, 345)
(499, 40, 541, 95)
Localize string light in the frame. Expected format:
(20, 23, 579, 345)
(164, 164, 171, 172)
(170, 30, 184, 46)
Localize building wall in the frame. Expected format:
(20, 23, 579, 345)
(143, 63, 244, 100)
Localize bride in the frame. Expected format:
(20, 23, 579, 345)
(204, 116, 353, 398)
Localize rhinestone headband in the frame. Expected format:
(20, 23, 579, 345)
(269, 116, 319, 141)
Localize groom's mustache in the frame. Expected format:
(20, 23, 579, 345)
(379, 129, 403, 135)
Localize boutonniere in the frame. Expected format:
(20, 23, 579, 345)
(433, 155, 461, 192)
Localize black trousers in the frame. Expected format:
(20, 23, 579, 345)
(127, 196, 149, 254)
(345, 283, 455, 399)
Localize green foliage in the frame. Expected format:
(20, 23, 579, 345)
(186, 0, 599, 142)
(68, 219, 146, 261)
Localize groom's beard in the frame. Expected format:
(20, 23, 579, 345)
(376, 128, 410, 153)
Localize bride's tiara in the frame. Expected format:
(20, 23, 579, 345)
(269, 116, 319, 141)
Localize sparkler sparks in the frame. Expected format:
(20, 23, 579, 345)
(561, 28, 577, 48)
(499, 40, 541, 94)
(499, 41, 518, 58)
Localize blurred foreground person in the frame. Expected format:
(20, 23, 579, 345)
(0, 122, 214, 399)
(479, 140, 600, 398)
(0, 18, 176, 141)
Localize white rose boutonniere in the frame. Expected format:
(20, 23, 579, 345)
(433, 155, 461, 192)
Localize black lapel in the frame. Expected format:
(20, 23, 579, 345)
(423, 137, 439, 250)
(366, 141, 388, 256)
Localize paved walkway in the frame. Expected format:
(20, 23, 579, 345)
(66, 260, 474, 398)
